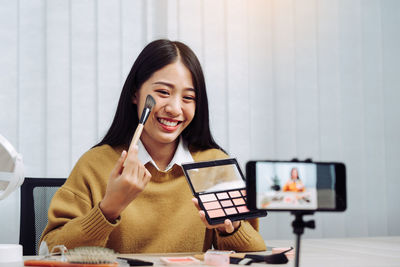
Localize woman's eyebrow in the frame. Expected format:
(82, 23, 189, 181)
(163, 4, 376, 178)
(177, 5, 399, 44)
(153, 81, 195, 92)
(185, 88, 196, 93)
(152, 81, 174, 88)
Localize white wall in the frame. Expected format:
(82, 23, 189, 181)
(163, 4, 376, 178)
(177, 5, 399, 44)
(1, 0, 399, 244)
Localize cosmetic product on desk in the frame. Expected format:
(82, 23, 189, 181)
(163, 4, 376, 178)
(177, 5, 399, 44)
(182, 158, 267, 225)
(160, 256, 200, 265)
(228, 248, 293, 265)
(0, 244, 23, 267)
(117, 257, 153, 266)
(272, 247, 295, 260)
(203, 250, 231, 266)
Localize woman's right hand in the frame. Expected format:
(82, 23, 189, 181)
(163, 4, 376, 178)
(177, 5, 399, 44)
(99, 146, 151, 221)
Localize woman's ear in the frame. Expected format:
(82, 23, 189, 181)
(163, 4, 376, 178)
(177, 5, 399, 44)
(132, 93, 138, 104)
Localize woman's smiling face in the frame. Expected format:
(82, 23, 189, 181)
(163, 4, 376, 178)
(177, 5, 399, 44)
(133, 60, 196, 147)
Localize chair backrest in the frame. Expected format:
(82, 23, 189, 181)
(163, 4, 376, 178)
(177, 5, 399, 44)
(19, 177, 66, 255)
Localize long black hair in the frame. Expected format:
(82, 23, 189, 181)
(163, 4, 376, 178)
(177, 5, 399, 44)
(95, 39, 222, 151)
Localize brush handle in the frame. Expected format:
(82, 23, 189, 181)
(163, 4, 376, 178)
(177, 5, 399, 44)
(24, 259, 118, 267)
(123, 123, 144, 167)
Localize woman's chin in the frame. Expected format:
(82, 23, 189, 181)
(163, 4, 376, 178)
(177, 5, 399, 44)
(154, 133, 181, 145)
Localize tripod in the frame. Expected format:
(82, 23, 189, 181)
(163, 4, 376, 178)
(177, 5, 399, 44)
(291, 211, 315, 267)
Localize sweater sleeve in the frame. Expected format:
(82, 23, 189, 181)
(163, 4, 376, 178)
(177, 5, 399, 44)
(40, 186, 120, 252)
(214, 219, 267, 252)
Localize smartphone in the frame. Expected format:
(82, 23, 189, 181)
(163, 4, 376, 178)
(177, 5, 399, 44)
(246, 160, 346, 212)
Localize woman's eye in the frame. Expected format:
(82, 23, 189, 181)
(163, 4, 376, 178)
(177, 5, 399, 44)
(183, 95, 196, 101)
(156, 90, 169, 96)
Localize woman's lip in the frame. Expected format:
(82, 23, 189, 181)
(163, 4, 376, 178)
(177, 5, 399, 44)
(158, 121, 180, 132)
(157, 117, 180, 122)
(157, 117, 182, 132)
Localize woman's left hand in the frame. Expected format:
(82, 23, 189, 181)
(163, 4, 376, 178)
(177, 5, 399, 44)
(192, 198, 241, 234)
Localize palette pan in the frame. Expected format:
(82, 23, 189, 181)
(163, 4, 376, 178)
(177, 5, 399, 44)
(182, 158, 267, 225)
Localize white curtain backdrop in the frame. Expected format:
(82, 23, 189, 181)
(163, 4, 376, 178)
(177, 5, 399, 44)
(1, 0, 399, 243)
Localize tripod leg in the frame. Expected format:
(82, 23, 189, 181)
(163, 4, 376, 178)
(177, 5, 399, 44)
(295, 233, 301, 267)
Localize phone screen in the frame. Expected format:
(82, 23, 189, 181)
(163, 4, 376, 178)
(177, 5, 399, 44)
(246, 161, 346, 211)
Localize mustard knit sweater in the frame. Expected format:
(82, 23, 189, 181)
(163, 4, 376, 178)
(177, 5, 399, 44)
(40, 145, 266, 253)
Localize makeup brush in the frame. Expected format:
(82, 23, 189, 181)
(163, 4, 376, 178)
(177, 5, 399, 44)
(124, 94, 156, 166)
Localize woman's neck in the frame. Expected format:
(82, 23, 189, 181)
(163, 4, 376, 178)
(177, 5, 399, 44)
(141, 138, 179, 171)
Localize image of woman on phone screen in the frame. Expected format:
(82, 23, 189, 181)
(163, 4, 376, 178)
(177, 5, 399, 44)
(283, 167, 305, 192)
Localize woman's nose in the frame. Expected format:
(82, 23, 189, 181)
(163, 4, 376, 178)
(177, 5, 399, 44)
(164, 97, 181, 116)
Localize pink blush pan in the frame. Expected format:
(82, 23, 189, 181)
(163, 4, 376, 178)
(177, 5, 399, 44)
(203, 201, 221, 210)
(207, 209, 225, 218)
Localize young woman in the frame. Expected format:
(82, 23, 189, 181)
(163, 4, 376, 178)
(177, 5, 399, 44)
(40, 39, 266, 253)
(283, 167, 305, 192)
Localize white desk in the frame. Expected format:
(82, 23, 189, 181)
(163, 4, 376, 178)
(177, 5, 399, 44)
(118, 236, 400, 267)
(23, 236, 400, 267)
(264, 236, 400, 267)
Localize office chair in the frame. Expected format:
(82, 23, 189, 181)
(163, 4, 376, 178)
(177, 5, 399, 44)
(19, 177, 66, 255)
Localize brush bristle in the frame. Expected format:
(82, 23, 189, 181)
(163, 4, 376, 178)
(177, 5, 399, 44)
(144, 94, 156, 110)
(66, 246, 116, 264)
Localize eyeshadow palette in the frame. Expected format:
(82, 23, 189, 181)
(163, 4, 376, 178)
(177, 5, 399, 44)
(182, 158, 267, 225)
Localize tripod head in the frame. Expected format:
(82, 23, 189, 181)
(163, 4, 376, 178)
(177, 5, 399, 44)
(291, 211, 315, 235)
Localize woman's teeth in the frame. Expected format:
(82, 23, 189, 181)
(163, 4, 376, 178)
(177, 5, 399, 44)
(159, 118, 179, 127)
